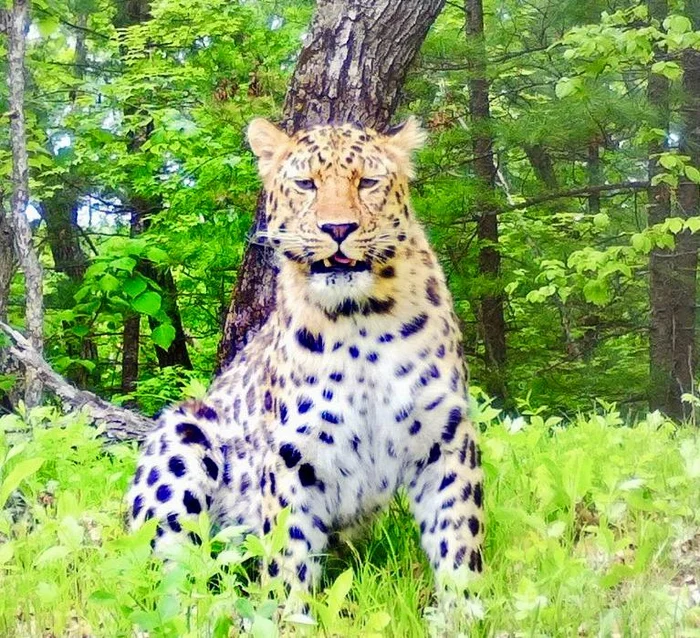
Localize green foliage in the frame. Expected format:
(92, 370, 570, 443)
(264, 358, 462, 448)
(0, 404, 698, 635)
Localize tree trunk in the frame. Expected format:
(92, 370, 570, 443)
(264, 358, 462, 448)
(6, 0, 44, 407)
(465, 0, 507, 399)
(588, 139, 601, 215)
(647, 0, 699, 420)
(0, 199, 20, 413)
(41, 192, 99, 389)
(0, 200, 15, 322)
(115, 1, 192, 400)
(217, 0, 446, 369)
(139, 263, 192, 370)
(524, 144, 558, 190)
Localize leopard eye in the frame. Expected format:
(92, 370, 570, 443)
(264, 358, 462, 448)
(294, 178, 316, 191)
(359, 177, 379, 189)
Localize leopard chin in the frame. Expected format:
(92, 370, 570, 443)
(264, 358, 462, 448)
(307, 268, 375, 309)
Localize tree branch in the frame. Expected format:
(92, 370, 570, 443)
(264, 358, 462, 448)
(0, 321, 155, 440)
(498, 181, 650, 214)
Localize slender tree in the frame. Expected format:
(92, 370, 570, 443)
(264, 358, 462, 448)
(4, 0, 44, 407)
(465, 0, 507, 399)
(217, 0, 447, 368)
(647, 0, 699, 419)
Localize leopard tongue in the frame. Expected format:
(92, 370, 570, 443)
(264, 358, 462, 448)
(332, 255, 353, 265)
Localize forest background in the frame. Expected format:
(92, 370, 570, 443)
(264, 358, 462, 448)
(0, 0, 700, 636)
(2, 0, 700, 420)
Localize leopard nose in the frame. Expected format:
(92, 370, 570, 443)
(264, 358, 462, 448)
(319, 222, 359, 243)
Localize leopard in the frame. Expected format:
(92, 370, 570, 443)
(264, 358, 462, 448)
(127, 117, 485, 616)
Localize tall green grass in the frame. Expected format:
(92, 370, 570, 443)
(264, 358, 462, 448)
(0, 399, 698, 636)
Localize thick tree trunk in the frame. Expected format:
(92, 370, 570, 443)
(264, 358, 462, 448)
(647, 0, 699, 420)
(465, 0, 507, 399)
(42, 195, 88, 281)
(7, 0, 44, 407)
(217, 0, 446, 369)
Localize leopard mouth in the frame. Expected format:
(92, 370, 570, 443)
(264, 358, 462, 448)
(309, 252, 371, 274)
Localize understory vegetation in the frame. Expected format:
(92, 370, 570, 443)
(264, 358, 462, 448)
(1, 399, 698, 636)
(3, 0, 700, 635)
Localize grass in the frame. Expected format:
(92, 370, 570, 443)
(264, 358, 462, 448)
(0, 398, 698, 637)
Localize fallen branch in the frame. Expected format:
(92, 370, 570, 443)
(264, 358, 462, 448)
(0, 321, 155, 440)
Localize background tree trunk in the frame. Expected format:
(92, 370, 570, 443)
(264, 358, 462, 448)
(6, 0, 44, 407)
(465, 0, 507, 400)
(116, 0, 192, 403)
(647, 0, 699, 420)
(217, 0, 446, 369)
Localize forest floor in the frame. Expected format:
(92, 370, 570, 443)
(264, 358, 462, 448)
(0, 402, 698, 637)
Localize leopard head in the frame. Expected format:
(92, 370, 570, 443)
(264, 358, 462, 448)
(247, 118, 425, 313)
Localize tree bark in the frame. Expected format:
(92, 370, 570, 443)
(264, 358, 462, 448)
(217, 0, 446, 369)
(41, 192, 99, 389)
(647, 0, 699, 420)
(0, 199, 15, 322)
(6, 0, 44, 407)
(524, 144, 558, 190)
(465, 0, 507, 399)
(588, 139, 601, 215)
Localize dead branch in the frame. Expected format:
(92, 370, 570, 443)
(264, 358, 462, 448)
(0, 321, 155, 440)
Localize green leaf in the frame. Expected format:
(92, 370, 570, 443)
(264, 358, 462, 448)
(110, 256, 137, 272)
(145, 247, 170, 264)
(131, 291, 162, 316)
(631, 233, 652, 254)
(685, 165, 700, 184)
(664, 14, 692, 35)
(0, 457, 45, 508)
(37, 15, 60, 37)
(123, 275, 148, 298)
(666, 217, 684, 234)
(151, 324, 176, 349)
(686, 217, 700, 233)
(326, 568, 354, 612)
(251, 616, 277, 638)
(651, 61, 682, 81)
(34, 545, 71, 567)
(89, 590, 117, 605)
(70, 325, 90, 338)
(0, 540, 14, 566)
(658, 154, 678, 170)
(592, 213, 609, 229)
(583, 279, 610, 306)
(555, 77, 580, 99)
(98, 273, 121, 292)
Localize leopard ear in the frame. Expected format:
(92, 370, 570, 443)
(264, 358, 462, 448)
(247, 118, 290, 179)
(384, 116, 427, 179)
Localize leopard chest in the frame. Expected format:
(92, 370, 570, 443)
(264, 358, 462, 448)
(272, 319, 454, 523)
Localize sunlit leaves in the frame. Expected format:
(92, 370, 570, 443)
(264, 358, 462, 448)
(150, 323, 175, 349)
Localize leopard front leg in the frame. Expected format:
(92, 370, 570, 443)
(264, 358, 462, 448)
(260, 454, 330, 615)
(127, 401, 225, 553)
(407, 407, 484, 594)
